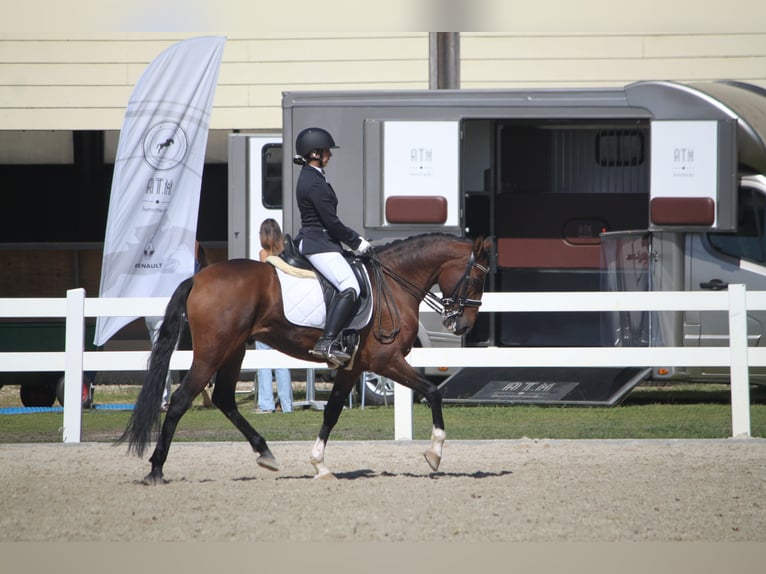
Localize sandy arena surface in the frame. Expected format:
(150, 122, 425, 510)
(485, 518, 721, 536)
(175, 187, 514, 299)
(1, 438, 765, 542)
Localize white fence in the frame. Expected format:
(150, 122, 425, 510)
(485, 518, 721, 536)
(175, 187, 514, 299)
(0, 286, 762, 443)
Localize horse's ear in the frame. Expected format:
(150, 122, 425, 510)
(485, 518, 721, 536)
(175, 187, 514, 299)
(483, 236, 494, 257)
(472, 235, 493, 259)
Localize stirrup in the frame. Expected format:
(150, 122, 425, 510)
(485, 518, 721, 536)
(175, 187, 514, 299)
(309, 337, 333, 359)
(309, 338, 350, 368)
(342, 332, 360, 371)
(327, 346, 351, 368)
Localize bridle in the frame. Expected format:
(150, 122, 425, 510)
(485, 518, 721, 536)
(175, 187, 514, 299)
(439, 251, 489, 321)
(367, 248, 489, 341)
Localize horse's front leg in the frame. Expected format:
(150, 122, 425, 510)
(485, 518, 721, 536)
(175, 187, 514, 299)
(423, 389, 445, 472)
(310, 370, 358, 479)
(379, 358, 445, 472)
(310, 437, 331, 479)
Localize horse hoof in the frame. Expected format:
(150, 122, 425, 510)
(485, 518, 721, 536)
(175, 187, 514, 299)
(141, 472, 166, 486)
(424, 450, 441, 472)
(314, 471, 337, 480)
(257, 451, 279, 472)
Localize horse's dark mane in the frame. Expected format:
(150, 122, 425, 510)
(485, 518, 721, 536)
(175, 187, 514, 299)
(373, 232, 470, 256)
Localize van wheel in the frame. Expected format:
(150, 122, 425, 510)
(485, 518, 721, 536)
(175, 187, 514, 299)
(358, 372, 395, 406)
(55, 375, 92, 408)
(20, 384, 57, 408)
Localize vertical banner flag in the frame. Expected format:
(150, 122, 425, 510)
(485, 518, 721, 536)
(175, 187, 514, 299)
(94, 36, 226, 346)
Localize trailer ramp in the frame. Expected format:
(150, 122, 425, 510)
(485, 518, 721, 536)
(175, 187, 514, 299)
(438, 366, 652, 406)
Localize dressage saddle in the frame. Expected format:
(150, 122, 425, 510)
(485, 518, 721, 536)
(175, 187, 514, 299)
(278, 235, 372, 369)
(279, 234, 369, 306)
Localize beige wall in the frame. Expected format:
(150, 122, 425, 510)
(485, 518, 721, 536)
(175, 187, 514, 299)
(461, 33, 766, 89)
(1, 1, 766, 134)
(0, 34, 430, 132)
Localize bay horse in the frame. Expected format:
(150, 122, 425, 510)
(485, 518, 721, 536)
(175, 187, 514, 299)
(119, 233, 492, 483)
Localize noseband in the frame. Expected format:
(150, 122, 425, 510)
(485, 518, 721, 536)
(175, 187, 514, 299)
(440, 252, 489, 321)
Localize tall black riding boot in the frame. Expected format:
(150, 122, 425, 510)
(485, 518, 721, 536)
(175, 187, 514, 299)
(310, 288, 357, 367)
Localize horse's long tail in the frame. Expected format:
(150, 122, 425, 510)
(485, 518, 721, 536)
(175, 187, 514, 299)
(116, 277, 195, 457)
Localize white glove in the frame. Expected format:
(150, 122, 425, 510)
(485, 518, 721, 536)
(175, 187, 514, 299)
(356, 238, 372, 254)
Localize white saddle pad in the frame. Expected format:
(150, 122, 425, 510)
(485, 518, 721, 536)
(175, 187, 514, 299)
(275, 266, 373, 330)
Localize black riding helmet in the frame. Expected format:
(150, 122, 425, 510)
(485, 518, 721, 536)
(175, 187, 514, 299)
(295, 127, 338, 158)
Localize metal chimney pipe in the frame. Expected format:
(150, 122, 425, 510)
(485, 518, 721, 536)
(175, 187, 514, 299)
(429, 32, 460, 89)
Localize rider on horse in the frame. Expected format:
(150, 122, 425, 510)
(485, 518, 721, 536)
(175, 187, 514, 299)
(292, 127, 372, 368)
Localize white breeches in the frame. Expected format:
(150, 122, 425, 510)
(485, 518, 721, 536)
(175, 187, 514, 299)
(304, 250, 360, 296)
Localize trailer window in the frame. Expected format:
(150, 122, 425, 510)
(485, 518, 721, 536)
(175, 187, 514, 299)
(596, 130, 644, 167)
(708, 187, 766, 263)
(262, 144, 283, 209)
(498, 124, 648, 195)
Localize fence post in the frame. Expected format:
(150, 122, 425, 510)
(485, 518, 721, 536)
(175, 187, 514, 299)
(728, 284, 751, 438)
(62, 288, 86, 443)
(394, 383, 413, 440)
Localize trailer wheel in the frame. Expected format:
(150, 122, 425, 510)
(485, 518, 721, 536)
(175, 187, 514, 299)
(55, 375, 92, 408)
(20, 384, 57, 408)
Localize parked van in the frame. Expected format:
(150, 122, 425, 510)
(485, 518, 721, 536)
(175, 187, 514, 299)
(268, 80, 766, 404)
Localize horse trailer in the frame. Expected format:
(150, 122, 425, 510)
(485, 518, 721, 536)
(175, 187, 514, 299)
(229, 80, 766, 405)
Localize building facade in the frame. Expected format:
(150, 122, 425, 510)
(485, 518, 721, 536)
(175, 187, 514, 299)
(1, 7, 765, 248)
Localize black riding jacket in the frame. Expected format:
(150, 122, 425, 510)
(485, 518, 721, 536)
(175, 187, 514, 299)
(294, 165, 362, 255)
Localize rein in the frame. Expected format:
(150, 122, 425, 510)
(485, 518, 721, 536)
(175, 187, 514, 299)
(366, 247, 488, 342)
(367, 253, 402, 343)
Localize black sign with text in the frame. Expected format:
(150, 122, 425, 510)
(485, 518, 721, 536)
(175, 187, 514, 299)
(438, 367, 651, 406)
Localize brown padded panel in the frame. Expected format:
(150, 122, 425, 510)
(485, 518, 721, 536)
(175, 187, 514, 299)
(385, 195, 448, 224)
(496, 238, 601, 269)
(650, 196, 715, 226)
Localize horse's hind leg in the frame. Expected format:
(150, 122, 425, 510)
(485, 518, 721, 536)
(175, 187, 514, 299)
(211, 345, 278, 471)
(145, 364, 214, 484)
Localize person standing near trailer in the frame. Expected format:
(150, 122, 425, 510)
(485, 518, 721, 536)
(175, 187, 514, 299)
(254, 218, 293, 413)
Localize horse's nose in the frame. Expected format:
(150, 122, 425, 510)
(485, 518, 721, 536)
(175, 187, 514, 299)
(454, 323, 469, 336)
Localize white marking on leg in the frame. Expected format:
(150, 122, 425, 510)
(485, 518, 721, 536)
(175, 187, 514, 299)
(423, 426, 446, 471)
(310, 437, 332, 478)
(431, 426, 446, 459)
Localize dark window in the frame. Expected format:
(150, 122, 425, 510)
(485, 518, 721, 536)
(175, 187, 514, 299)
(708, 187, 766, 263)
(596, 130, 644, 167)
(262, 144, 283, 209)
